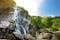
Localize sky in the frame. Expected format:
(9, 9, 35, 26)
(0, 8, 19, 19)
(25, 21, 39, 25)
(15, 0, 60, 17)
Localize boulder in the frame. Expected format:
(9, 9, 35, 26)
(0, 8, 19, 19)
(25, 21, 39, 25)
(36, 30, 58, 40)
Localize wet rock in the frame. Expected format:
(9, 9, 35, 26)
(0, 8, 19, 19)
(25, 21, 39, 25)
(13, 32, 24, 40)
(13, 33, 36, 40)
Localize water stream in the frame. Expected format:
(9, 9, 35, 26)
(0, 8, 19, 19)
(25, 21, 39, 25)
(12, 7, 30, 35)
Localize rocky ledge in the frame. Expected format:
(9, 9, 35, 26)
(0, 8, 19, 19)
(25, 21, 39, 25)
(0, 28, 36, 40)
(0, 28, 59, 40)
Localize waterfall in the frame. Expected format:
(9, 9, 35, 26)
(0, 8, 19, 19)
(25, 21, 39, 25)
(12, 6, 29, 35)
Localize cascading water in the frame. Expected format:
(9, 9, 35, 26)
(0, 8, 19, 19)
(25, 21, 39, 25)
(12, 6, 30, 35)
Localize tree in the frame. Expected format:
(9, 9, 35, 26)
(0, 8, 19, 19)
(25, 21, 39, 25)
(52, 18, 60, 31)
(31, 16, 42, 30)
(0, 0, 16, 15)
(41, 17, 52, 28)
(31, 16, 60, 31)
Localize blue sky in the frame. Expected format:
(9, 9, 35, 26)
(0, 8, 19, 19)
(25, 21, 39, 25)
(38, 0, 60, 17)
(15, 0, 60, 17)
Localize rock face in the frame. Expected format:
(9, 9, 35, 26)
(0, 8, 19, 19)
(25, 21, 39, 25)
(13, 33, 36, 40)
(0, 27, 36, 40)
(0, 21, 10, 28)
(23, 34, 36, 40)
(0, 14, 11, 28)
(0, 28, 16, 40)
(0, 6, 31, 40)
(0, 28, 59, 40)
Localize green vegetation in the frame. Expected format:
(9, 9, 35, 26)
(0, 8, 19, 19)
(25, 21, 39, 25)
(55, 33, 60, 40)
(0, 0, 16, 15)
(0, 0, 60, 40)
(31, 16, 60, 31)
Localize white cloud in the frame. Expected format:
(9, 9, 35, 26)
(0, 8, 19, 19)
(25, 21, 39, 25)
(15, 0, 44, 16)
(47, 15, 55, 17)
(40, 14, 55, 17)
